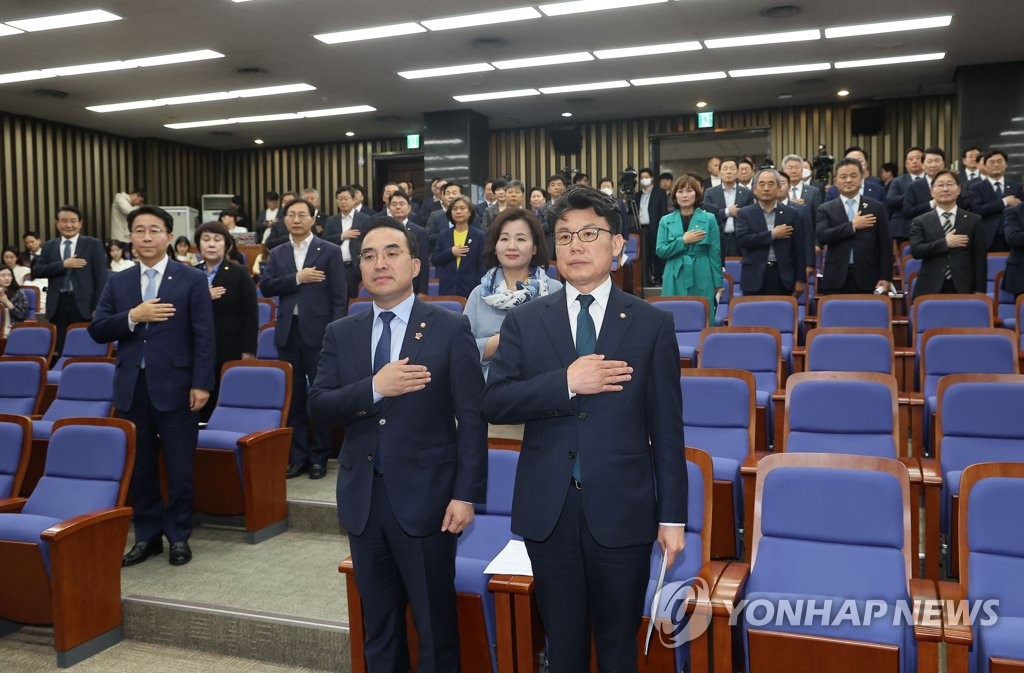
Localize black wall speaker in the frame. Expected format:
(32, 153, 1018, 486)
(851, 106, 884, 136)
(548, 126, 583, 155)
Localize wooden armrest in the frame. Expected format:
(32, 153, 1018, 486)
(740, 451, 771, 477)
(710, 562, 749, 616)
(487, 574, 513, 593)
(339, 555, 354, 574)
(236, 427, 293, 447)
(40, 507, 132, 542)
(937, 580, 974, 646)
(505, 574, 535, 595)
(28, 414, 42, 421)
(770, 389, 784, 404)
(910, 578, 943, 642)
(0, 497, 27, 513)
(918, 458, 941, 486)
(898, 457, 922, 482)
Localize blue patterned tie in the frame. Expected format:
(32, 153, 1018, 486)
(373, 311, 395, 374)
(140, 268, 158, 369)
(846, 199, 857, 264)
(573, 295, 596, 482)
(995, 181, 1004, 199)
(61, 240, 73, 292)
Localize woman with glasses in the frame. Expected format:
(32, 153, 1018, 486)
(464, 209, 560, 377)
(431, 195, 486, 298)
(657, 174, 722, 321)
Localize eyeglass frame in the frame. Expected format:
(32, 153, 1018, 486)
(358, 248, 413, 265)
(553, 226, 614, 246)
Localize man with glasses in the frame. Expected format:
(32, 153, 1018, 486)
(736, 169, 807, 296)
(309, 216, 486, 672)
(909, 170, 987, 299)
(260, 197, 347, 480)
(89, 205, 215, 566)
(482, 186, 687, 673)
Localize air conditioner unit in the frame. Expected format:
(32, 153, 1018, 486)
(201, 194, 235, 223)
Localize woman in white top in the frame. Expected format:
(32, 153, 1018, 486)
(2, 246, 31, 284)
(106, 240, 136, 272)
(219, 208, 248, 235)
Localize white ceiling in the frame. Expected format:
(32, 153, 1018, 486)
(0, 0, 1016, 150)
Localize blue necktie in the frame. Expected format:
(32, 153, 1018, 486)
(140, 268, 158, 369)
(846, 199, 857, 264)
(573, 295, 596, 482)
(995, 182, 1004, 199)
(61, 240, 73, 292)
(373, 311, 395, 374)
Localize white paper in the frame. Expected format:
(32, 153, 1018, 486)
(643, 549, 669, 655)
(483, 539, 534, 576)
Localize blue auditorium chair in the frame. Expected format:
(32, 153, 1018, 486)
(714, 273, 734, 326)
(46, 323, 111, 386)
(2, 322, 56, 362)
(804, 327, 895, 376)
(994, 270, 1016, 331)
(0, 356, 47, 416)
(0, 417, 135, 667)
(193, 360, 293, 543)
(649, 296, 711, 366)
(816, 293, 892, 329)
(680, 368, 756, 559)
(711, 453, 940, 673)
(0, 414, 31, 498)
(912, 294, 994, 353)
(256, 324, 277, 360)
(422, 295, 466, 313)
(20, 285, 40, 321)
(941, 461, 1024, 673)
(348, 298, 374, 315)
(987, 252, 1008, 296)
(729, 296, 799, 372)
(257, 297, 276, 326)
(724, 258, 742, 297)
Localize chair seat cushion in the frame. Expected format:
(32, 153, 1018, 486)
(197, 429, 245, 451)
(755, 390, 770, 407)
(456, 516, 514, 562)
(743, 591, 909, 649)
(46, 370, 62, 386)
(978, 616, 1024, 666)
(0, 512, 60, 543)
(678, 344, 697, 360)
(712, 457, 740, 483)
(31, 421, 54, 440)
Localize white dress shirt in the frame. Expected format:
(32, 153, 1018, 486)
(338, 212, 355, 263)
(290, 233, 313, 314)
(127, 254, 170, 330)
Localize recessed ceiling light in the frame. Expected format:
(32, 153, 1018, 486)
(561, 112, 573, 117)
(594, 41, 702, 59)
(729, 62, 831, 78)
(398, 63, 494, 79)
(231, 113, 302, 124)
(165, 119, 234, 130)
(834, 52, 944, 69)
(235, 83, 317, 97)
(314, 22, 426, 45)
(630, 71, 727, 86)
(0, 24, 24, 37)
(157, 92, 234, 106)
(345, 131, 355, 137)
(837, 89, 850, 96)
(493, 52, 593, 70)
(0, 70, 54, 84)
(166, 106, 376, 129)
(539, 0, 667, 17)
(825, 15, 952, 39)
(705, 29, 820, 49)
(87, 83, 316, 113)
(45, 61, 135, 77)
(695, 100, 708, 108)
(254, 138, 264, 144)
(778, 93, 794, 100)
(6, 9, 121, 33)
(298, 105, 377, 118)
(124, 50, 225, 68)
(421, 7, 541, 31)
(453, 88, 540, 102)
(87, 100, 162, 113)
(539, 80, 630, 94)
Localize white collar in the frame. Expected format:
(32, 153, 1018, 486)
(565, 275, 613, 309)
(141, 255, 170, 276)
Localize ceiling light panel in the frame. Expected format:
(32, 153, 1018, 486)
(834, 53, 945, 69)
(0, 24, 24, 37)
(539, 0, 667, 17)
(165, 105, 377, 129)
(86, 100, 163, 113)
(594, 41, 701, 59)
(825, 15, 952, 39)
(493, 52, 593, 70)
(45, 61, 135, 77)
(1, 50, 224, 87)
(539, 80, 630, 94)
(6, 9, 121, 32)
(124, 50, 224, 68)
(398, 63, 494, 79)
(88, 83, 316, 113)
(0, 70, 53, 84)
(298, 105, 377, 118)
(421, 7, 541, 31)
(314, 22, 426, 44)
(705, 29, 820, 49)
(729, 62, 831, 77)
(453, 89, 540, 102)
(630, 71, 727, 86)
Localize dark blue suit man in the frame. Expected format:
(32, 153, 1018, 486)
(482, 187, 686, 673)
(701, 159, 754, 262)
(966, 153, 1023, 251)
(736, 170, 808, 295)
(260, 198, 347, 479)
(886, 172, 921, 241)
(309, 217, 486, 673)
(323, 187, 373, 298)
(89, 205, 215, 567)
(825, 178, 885, 202)
(430, 223, 485, 298)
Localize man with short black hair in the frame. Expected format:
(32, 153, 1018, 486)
(702, 158, 753, 262)
(904, 147, 949, 222)
(736, 169, 807, 296)
(476, 179, 498, 217)
(633, 167, 668, 284)
(825, 147, 886, 202)
(886, 147, 925, 243)
(20, 231, 42, 267)
(387, 191, 431, 294)
(255, 190, 280, 243)
(110, 187, 146, 244)
(959, 147, 983, 183)
(736, 159, 755, 190)
(324, 186, 372, 297)
(418, 178, 448, 221)
(265, 191, 298, 249)
(426, 182, 464, 248)
(966, 150, 1023, 251)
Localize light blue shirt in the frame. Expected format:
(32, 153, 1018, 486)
(369, 292, 415, 403)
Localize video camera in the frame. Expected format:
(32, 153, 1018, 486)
(812, 144, 835, 184)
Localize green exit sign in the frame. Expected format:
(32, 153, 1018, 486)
(406, 134, 421, 149)
(697, 111, 714, 129)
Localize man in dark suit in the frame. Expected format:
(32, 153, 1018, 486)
(32, 205, 108, 356)
(778, 172, 818, 279)
(309, 217, 486, 673)
(397, 179, 422, 215)
(260, 198, 347, 480)
(816, 158, 893, 294)
(264, 191, 297, 249)
(324, 186, 372, 298)
(736, 169, 807, 296)
(418, 177, 447, 222)
(701, 157, 754, 263)
(824, 146, 886, 202)
(958, 146, 983, 184)
(903, 147, 949, 223)
(482, 186, 687, 673)
(701, 156, 721, 191)
(633, 167, 669, 285)
(966, 150, 1023, 252)
(886, 147, 925, 244)
(425, 182, 463, 249)
(386, 190, 431, 295)
(781, 153, 824, 219)
(19, 231, 42, 268)
(89, 205, 215, 566)
(909, 170, 987, 299)
(1002, 203, 1024, 297)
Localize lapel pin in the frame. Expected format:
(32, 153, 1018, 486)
(420, 322, 426, 328)
(619, 312, 626, 319)
(414, 332, 423, 340)
(166, 275, 172, 280)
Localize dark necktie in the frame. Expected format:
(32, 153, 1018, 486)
(61, 239, 73, 292)
(942, 212, 954, 280)
(995, 181, 1004, 199)
(573, 295, 596, 482)
(373, 311, 395, 374)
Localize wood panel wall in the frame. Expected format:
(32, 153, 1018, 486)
(489, 95, 958, 190)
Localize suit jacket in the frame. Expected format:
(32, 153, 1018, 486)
(1002, 203, 1024, 294)
(784, 200, 817, 270)
(430, 226, 485, 298)
(259, 235, 347, 349)
(323, 210, 372, 260)
(735, 202, 807, 293)
(967, 178, 1024, 248)
(198, 260, 259, 366)
(88, 259, 215, 412)
(418, 198, 443, 222)
(633, 187, 669, 231)
(481, 285, 687, 547)
(264, 220, 290, 250)
(903, 178, 940, 223)
(795, 183, 823, 220)
(825, 178, 885, 203)
(308, 299, 487, 537)
(816, 196, 893, 292)
(405, 222, 431, 295)
(32, 235, 108, 320)
(701, 183, 754, 229)
(885, 173, 920, 239)
(426, 208, 454, 249)
(909, 209, 987, 298)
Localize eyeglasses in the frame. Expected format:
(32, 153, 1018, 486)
(285, 212, 312, 220)
(554, 227, 612, 246)
(359, 249, 410, 265)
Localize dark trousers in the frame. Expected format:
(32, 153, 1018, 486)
(720, 231, 741, 266)
(344, 262, 361, 300)
(525, 485, 650, 673)
(640, 224, 664, 285)
(821, 266, 874, 295)
(746, 263, 792, 296)
(121, 369, 199, 544)
(51, 292, 87, 357)
(348, 476, 460, 673)
(278, 316, 330, 466)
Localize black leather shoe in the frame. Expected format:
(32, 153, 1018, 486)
(309, 463, 327, 479)
(286, 463, 308, 478)
(123, 538, 163, 566)
(169, 541, 192, 566)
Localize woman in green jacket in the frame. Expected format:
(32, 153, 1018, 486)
(656, 174, 722, 323)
